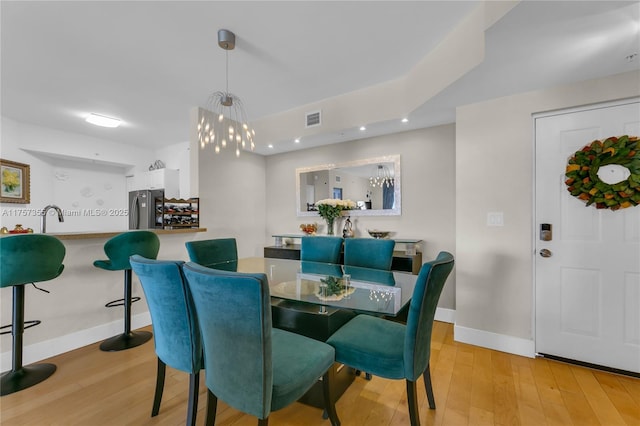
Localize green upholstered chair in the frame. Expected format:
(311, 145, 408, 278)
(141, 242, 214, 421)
(327, 252, 454, 426)
(130, 256, 203, 426)
(343, 258, 397, 380)
(93, 230, 160, 351)
(0, 234, 65, 396)
(300, 236, 343, 264)
(182, 262, 341, 426)
(343, 238, 395, 270)
(185, 238, 238, 271)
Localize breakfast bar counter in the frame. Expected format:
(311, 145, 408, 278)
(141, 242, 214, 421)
(49, 227, 206, 240)
(0, 228, 206, 372)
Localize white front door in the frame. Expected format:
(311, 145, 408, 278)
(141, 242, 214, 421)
(534, 99, 640, 373)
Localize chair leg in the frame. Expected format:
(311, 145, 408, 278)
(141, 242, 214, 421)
(0, 286, 56, 396)
(205, 389, 218, 426)
(186, 371, 199, 426)
(406, 379, 421, 426)
(100, 270, 152, 351)
(355, 370, 372, 380)
(423, 364, 436, 409)
(258, 417, 269, 426)
(322, 368, 341, 426)
(151, 358, 166, 416)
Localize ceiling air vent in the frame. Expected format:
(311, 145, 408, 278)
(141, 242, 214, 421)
(305, 110, 321, 128)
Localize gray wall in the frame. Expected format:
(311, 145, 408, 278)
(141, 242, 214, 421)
(197, 143, 267, 259)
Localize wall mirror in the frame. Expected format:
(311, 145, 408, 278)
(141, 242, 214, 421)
(296, 155, 401, 217)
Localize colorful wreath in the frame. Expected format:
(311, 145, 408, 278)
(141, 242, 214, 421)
(565, 135, 640, 210)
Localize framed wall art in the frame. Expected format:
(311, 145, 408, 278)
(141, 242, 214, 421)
(1, 159, 30, 204)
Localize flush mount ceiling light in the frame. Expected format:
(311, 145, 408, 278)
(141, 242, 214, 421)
(369, 165, 394, 188)
(85, 113, 121, 128)
(198, 29, 255, 157)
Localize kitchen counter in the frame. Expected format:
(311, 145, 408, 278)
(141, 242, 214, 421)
(0, 227, 207, 372)
(49, 227, 206, 240)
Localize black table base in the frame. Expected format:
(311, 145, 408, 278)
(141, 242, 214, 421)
(271, 299, 357, 407)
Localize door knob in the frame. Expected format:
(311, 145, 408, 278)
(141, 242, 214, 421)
(540, 248, 552, 258)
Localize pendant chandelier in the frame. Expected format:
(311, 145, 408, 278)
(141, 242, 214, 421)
(369, 165, 394, 188)
(198, 29, 255, 157)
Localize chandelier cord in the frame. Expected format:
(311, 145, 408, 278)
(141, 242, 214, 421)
(225, 48, 229, 95)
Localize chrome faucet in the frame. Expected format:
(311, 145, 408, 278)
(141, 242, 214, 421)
(41, 205, 64, 233)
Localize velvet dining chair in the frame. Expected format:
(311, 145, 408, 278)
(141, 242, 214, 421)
(300, 236, 343, 264)
(182, 262, 341, 426)
(327, 251, 455, 426)
(129, 255, 203, 426)
(343, 238, 395, 270)
(185, 238, 238, 271)
(342, 238, 396, 379)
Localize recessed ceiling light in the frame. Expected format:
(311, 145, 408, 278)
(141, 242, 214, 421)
(85, 113, 121, 128)
(359, 126, 366, 131)
(268, 144, 274, 149)
(401, 118, 409, 123)
(294, 138, 300, 143)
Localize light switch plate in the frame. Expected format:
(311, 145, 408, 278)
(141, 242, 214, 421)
(487, 212, 504, 226)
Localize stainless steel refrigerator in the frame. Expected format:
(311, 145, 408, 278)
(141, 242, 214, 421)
(129, 189, 164, 229)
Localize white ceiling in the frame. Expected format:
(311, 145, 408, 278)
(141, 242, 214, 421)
(2, 1, 639, 157)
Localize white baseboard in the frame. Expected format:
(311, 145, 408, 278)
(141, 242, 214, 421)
(1, 312, 151, 372)
(454, 324, 535, 358)
(435, 307, 455, 323)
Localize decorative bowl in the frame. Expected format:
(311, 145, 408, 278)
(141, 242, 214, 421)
(367, 229, 390, 239)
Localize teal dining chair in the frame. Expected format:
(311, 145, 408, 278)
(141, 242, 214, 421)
(300, 236, 343, 264)
(343, 238, 395, 270)
(182, 262, 341, 426)
(327, 251, 454, 426)
(343, 243, 396, 380)
(0, 234, 65, 395)
(130, 256, 203, 426)
(93, 230, 160, 351)
(185, 238, 238, 271)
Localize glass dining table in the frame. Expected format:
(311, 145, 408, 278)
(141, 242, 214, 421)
(237, 257, 418, 317)
(235, 257, 419, 408)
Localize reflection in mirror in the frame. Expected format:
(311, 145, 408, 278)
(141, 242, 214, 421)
(296, 155, 401, 217)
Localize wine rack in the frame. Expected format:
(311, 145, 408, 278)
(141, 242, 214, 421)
(156, 198, 199, 229)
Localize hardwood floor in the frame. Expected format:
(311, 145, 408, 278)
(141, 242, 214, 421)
(1, 321, 638, 425)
